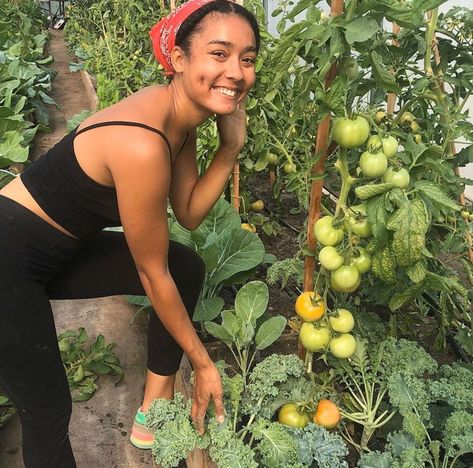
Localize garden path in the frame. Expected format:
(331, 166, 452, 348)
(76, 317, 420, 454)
(0, 30, 155, 467)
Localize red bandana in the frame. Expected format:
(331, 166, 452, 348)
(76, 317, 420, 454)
(150, 0, 217, 76)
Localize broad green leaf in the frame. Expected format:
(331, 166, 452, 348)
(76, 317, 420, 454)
(412, 0, 448, 12)
(221, 310, 240, 340)
(125, 295, 151, 307)
(234, 281, 268, 326)
(0, 396, 9, 405)
(454, 144, 473, 167)
(415, 180, 461, 211)
(407, 260, 427, 283)
(193, 297, 224, 322)
(389, 283, 425, 311)
(344, 17, 380, 44)
(204, 322, 232, 344)
(370, 51, 401, 94)
(255, 316, 287, 350)
(355, 183, 395, 200)
(0, 130, 28, 164)
(388, 431, 418, 457)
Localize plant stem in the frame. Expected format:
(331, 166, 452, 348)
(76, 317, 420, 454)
(334, 148, 354, 218)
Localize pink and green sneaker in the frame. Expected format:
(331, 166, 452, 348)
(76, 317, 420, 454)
(130, 407, 154, 449)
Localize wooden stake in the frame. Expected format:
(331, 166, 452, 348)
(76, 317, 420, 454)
(300, 0, 344, 358)
(387, 22, 400, 115)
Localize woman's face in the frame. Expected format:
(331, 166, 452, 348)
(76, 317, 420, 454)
(178, 13, 257, 115)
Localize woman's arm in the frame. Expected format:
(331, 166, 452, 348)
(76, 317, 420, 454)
(110, 132, 224, 433)
(169, 102, 247, 230)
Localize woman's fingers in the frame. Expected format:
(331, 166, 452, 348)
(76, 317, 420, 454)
(213, 390, 225, 424)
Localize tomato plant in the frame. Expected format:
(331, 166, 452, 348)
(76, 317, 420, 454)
(314, 216, 344, 246)
(329, 334, 357, 359)
(382, 167, 410, 189)
(330, 266, 361, 293)
(359, 151, 388, 178)
(328, 309, 355, 333)
(332, 116, 370, 149)
(318, 246, 343, 271)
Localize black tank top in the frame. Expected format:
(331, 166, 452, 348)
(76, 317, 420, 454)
(21, 121, 182, 239)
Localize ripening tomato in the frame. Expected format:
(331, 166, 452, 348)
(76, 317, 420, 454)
(399, 111, 414, 126)
(374, 110, 387, 124)
(251, 200, 265, 212)
(318, 246, 343, 271)
(350, 247, 372, 273)
(332, 117, 370, 149)
(359, 151, 388, 178)
(278, 403, 310, 428)
(299, 322, 331, 352)
(295, 291, 325, 321)
(329, 309, 355, 333)
(383, 167, 410, 189)
(330, 266, 360, 293)
(329, 333, 357, 358)
(313, 399, 341, 429)
(314, 216, 344, 246)
(241, 223, 256, 233)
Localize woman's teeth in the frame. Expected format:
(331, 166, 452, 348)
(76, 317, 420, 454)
(214, 87, 237, 97)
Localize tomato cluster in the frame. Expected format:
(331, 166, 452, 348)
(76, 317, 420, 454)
(277, 399, 341, 430)
(295, 291, 357, 359)
(460, 209, 473, 222)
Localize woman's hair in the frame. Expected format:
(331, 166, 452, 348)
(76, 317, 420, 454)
(175, 0, 260, 55)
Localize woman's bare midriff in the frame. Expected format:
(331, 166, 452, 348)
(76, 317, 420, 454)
(0, 177, 80, 239)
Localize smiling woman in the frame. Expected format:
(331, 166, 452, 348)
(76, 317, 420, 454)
(0, 1, 260, 466)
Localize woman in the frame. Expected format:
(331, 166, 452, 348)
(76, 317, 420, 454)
(0, 0, 259, 465)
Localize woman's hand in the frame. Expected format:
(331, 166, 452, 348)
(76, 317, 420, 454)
(216, 99, 247, 155)
(191, 361, 225, 435)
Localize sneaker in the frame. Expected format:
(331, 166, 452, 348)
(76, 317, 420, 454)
(130, 407, 154, 449)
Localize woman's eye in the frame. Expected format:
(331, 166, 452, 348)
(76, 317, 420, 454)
(211, 51, 226, 58)
(243, 57, 256, 65)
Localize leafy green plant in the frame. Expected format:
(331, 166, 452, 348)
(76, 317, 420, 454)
(57, 327, 123, 401)
(0, 394, 15, 429)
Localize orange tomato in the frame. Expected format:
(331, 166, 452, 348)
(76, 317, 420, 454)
(295, 292, 325, 322)
(313, 399, 341, 429)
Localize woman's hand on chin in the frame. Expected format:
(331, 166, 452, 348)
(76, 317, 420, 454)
(216, 98, 247, 155)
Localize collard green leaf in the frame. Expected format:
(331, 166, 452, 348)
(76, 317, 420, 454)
(234, 281, 268, 326)
(221, 310, 240, 340)
(193, 297, 225, 322)
(255, 316, 287, 350)
(415, 180, 461, 211)
(344, 17, 380, 44)
(204, 322, 233, 345)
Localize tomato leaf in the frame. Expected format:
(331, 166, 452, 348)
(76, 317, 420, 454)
(366, 194, 389, 248)
(369, 51, 401, 94)
(255, 316, 287, 350)
(407, 260, 427, 283)
(355, 183, 395, 200)
(344, 17, 380, 45)
(387, 199, 429, 267)
(414, 180, 461, 212)
(372, 245, 397, 283)
(412, 0, 448, 12)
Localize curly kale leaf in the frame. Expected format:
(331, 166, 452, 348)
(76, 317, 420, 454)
(250, 419, 300, 468)
(358, 450, 394, 468)
(429, 363, 473, 411)
(216, 360, 245, 420)
(243, 353, 305, 419)
(145, 393, 208, 468)
(443, 411, 473, 459)
(393, 446, 431, 468)
(378, 338, 438, 381)
(387, 373, 431, 445)
(207, 419, 258, 468)
(266, 257, 304, 289)
(289, 422, 348, 468)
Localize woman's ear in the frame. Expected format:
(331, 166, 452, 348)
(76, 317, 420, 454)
(171, 46, 186, 73)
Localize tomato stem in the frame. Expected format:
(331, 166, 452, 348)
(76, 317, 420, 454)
(334, 148, 354, 218)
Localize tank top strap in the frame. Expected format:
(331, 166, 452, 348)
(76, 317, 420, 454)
(74, 121, 173, 159)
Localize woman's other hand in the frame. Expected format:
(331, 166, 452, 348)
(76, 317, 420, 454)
(191, 361, 225, 435)
(216, 98, 247, 155)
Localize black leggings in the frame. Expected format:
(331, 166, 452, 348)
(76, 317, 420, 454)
(0, 195, 205, 468)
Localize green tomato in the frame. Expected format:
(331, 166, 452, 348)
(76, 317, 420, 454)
(350, 247, 372, 273)
(461, 210, 470, 220)
(410, 121, 420, 133)
(330, 265, 361, 293)
(349, 204, 367, 216)
(381, 136, 399, 158)
(299, 322, 331, 352)
(278, 403, 310, 428)
(318, 246, 343, 271)
(314, 216, 344, 247)
(374, 110, 387, 124)
(329, 333, 357, 358)
(266, 153, 278, 165)
(347, 215, 371, 238)
(383, 167, 410, 189)
(283, 162, 296, 174)
(329, 309, 355, 333)
(332, 116, 370, 149)
(367, 135, 383, 153)
(399, 111, 414, 126)
(469, 213, 473, 222)
(359, 151, 388, 178)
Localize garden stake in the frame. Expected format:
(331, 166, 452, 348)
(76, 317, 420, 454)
(386, 22, 400, 116)
(301, 0, 344, 359)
